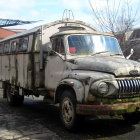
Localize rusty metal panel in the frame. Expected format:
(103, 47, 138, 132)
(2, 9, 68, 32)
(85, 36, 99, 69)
(28, 35, 33, 52)
(34, 53, 40, 87)
(34, 53, 45, 88)
(17, 54, 24, 87)
(45, 56, 66, 89)
(9, 55, 17, 85)
(27, 54, 32, 89)
(1, 55, 10, 81)
(0, 57, 1, 80)
(23, 54, 29, 88)
(16, 54, 32, 89)
(1, 56, 5, 80)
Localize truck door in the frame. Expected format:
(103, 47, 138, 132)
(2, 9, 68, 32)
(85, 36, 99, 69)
(45, 37, 66, 90)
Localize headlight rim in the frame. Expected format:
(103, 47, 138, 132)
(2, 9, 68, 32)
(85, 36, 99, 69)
(98, 82, 109, 94)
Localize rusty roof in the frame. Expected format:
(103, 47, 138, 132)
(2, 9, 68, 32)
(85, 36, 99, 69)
(0, 28, 17, 39)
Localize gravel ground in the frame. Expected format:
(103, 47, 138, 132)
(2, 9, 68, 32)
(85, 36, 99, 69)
(0, 94, 140, 140)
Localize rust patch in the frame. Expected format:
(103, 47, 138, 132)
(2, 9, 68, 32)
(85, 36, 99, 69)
(76, 102, 140, 116)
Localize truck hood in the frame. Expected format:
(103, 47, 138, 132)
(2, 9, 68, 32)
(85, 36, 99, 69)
(69, 56, 140, 77)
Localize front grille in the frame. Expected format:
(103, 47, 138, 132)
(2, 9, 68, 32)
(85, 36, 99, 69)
(117, 79, 140, 94)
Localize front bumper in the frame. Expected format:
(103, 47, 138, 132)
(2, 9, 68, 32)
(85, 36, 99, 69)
(76, 102, 140, 116)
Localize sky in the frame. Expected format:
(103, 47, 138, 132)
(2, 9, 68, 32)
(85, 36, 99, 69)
(0, 0, 140, 30)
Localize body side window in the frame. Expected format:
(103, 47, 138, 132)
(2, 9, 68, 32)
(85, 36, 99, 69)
(18, 36, 29, 52)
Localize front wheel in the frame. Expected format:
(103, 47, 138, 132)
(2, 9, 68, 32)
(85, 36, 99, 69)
(6, 85, 24, 106)
(60, 90, 79, 131)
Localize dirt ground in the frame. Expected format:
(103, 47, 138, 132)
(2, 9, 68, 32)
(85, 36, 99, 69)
(0, 94, 140, 140)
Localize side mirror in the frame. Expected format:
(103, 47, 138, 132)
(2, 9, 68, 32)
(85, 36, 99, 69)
(45, 42, 56, 56)
(126, 48, 134, 59)
(45, 42, 52, 52)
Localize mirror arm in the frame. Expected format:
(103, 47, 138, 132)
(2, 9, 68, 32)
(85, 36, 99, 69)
(49, 50, 66, 61)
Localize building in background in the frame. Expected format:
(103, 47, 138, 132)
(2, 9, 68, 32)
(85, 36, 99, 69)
(116, 28, 140, 61)
(0, 28, 25, 40)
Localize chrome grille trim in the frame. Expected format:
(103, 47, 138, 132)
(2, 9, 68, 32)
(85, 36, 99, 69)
(117, 79, 140, 94)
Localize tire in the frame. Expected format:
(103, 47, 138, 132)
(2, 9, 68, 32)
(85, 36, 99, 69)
(123, 112, 140, 125)
(3, 83, 7, 98)
(6, 85, 24, 106)
(60, 90, 79, 131)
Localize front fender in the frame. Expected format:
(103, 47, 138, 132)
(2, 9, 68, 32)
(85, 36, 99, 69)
(58, 79, 85, 103)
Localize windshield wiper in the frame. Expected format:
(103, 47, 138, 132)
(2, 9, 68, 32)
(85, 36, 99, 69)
(110, 53, 122, 56)
(91, 51, 109, 56)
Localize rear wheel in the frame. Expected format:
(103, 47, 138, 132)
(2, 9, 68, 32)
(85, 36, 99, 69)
(6, 84, 24, 106)
(60, 90, 79, 131)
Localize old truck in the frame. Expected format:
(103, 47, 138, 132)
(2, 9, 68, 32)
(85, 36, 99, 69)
(0, 18, 140, 130)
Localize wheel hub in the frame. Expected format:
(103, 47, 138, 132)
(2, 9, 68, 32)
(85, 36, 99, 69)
(62, 98, 74, 124)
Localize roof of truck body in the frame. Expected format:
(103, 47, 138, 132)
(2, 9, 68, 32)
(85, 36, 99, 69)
(51, 30, 114, 38)
(0, 19, 114, 43)
(0, 26, 41, 42)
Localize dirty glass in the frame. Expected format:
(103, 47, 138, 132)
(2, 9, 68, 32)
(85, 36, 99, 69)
(11, 41, 17, 52)
(68, 35, 122, 55)
(0, 44, 3, 53)
(4, 43, 10, 53)
(52, 38, 65, 54)
(18, 37, 28, 52)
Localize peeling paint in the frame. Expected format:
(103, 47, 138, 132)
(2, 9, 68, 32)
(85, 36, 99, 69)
(76, 101, 140, 116)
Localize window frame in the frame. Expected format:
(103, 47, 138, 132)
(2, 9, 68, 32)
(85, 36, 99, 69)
(11, 41, 18, 53)
(51, 37, 65, 55)
(0, 43, 4, 54)
(18, 36, 29, 52)
(4, 42, 10, 54)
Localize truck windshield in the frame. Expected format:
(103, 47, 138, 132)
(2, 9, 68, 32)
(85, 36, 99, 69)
(68, 35, 122, 55)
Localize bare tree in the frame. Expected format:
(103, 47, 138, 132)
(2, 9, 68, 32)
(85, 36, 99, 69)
(88, 0, 140, 58)
(88, 0, 140, 35)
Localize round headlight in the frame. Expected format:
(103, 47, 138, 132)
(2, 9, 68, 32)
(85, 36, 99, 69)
(98, 82, 109, 94)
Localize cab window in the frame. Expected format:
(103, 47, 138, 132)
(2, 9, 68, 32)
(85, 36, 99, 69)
(52, 37, 65, 54)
